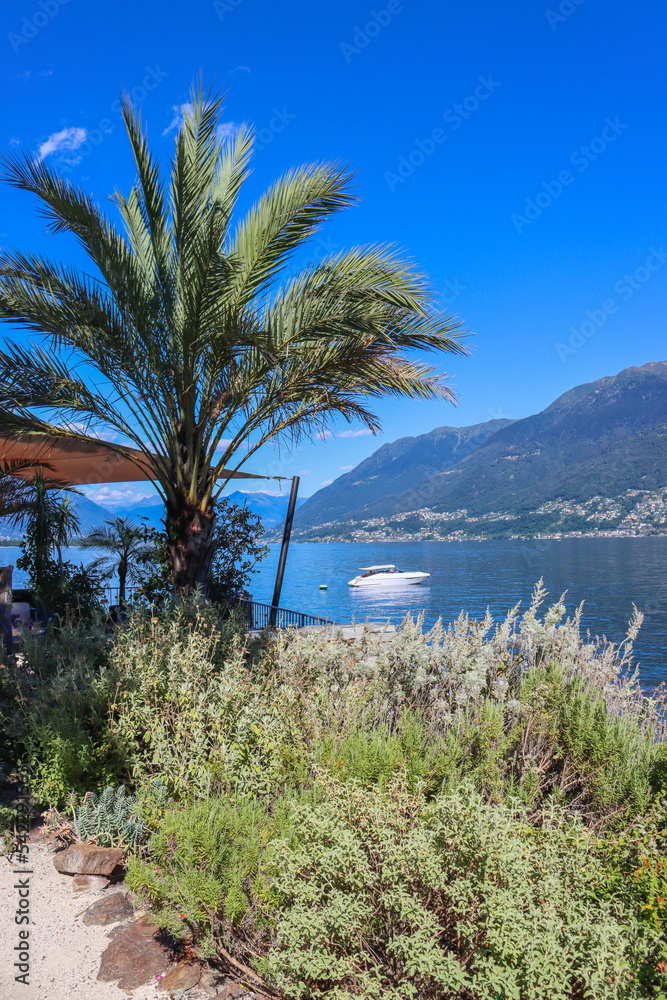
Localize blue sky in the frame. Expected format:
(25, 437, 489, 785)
(1, 0, 666, 505)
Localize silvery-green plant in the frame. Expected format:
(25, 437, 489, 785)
(73, 785, 145, 848)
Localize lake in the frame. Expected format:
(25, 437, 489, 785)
(3, 536, 666, 689)
(251, 537, 667, 690)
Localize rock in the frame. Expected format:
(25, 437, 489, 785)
(200, 970, 227, 995)
(72, 874, 109, 892)
(157, 961, 201, 992)
(105, 922, 129, 940)
(97, 914, 171, 990)
(82, 893, 134, 926)
(218, 985, 249, 999)
(54, 843, 125, 877)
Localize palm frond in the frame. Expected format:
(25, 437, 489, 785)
(227, 163, 357, 307)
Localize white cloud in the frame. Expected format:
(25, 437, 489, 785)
(339, 465, 354, 471)
(337, 428, 373, 439)
(213, 439, 233, 454)
(81, 485, 158, 508)
(298, 469, 313, 476)
(163, 104, 191, 136)
(320, 479, 333, 487)
(9, 138, 20, 147)
(58, 421, 118, 442)
(38, 126, 87, 161)
(318, 429, 334, 441)
(216, 121, 241, 142)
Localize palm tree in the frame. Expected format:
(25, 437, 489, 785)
(52, 495, 81, 581)
(78, 516, 149, 605)
(7, 473, 80, 595)
(0, 82, 468, 594)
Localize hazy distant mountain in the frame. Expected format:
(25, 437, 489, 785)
(293, 419, 513, 530)
(288, 362, 667, 540)
(223, 490, 306, 528)
(0, 487, 304, 540)
(0, 493, 115, 539)
(111, 490, 305, 532)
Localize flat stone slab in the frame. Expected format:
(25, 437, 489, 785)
(82, 892, 134, 926)
(157, 961, 201, 992)
(72, 873, 109, 892)
(98, 914, 171, 990)
(54, 843, 125, 877)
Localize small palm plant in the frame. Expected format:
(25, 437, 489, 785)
(78, 516, 149, 605)
(8, 473, 81, 598)
(0, 81, 468, 594)
(52, 496, 80, 582)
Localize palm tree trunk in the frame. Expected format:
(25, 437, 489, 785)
(165, 502, 217, 596)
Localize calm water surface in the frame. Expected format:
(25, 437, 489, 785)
(4, 537, 665, 688)
(251, 538, 667, 689)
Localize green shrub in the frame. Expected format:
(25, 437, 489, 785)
(73, 785, 145, 847)
(128, 778, 651, 999)
(3, 582, 663, 829)
(109, 596, 308, 800)
(0, 613, 125, 805)
(262, 780, 649, 999)
(596, 793, 667, 997)
(267, 584, 666, 826)
(126, 793, 291, 956)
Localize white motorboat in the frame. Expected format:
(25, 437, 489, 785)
(347, 564, 430, 588)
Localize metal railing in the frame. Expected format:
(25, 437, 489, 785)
(234, 598, 335, 631)
(103, 586, 140, 607)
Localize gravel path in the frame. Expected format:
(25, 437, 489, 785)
(0, 840, 167, 1000)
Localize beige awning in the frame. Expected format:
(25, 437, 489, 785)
(0, 434, 264, 486)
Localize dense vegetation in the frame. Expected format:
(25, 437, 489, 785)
(2, 583, 667, 997)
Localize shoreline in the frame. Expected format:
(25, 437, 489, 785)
(271, 530, 667, 544)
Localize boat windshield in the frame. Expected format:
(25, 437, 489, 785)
(358, 565, 398, 577)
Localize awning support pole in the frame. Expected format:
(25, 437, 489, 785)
(270, 475, 299, 628)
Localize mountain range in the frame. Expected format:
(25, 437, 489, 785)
(293, 419, 512, 529)
(286, 361, 667, 541)
(3, 362, 665, 543)
(116, 490, 305, 530)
